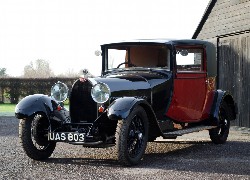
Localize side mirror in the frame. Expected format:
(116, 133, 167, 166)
(94, 50, 102, 56)
(51, 81, 69, 102)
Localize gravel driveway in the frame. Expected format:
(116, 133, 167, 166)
(0, 116, 249, 180)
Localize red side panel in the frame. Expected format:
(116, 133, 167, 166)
(201, 77, 216, 119)
(166, 73, 215, 123)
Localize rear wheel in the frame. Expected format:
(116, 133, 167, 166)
(209, 102, 231, 144)
(115, 106, 148, 166)
(19, 114, 56, 160)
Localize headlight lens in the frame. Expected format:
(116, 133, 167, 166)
(91, 83, 110, 103)
(51, 81, 69, 102)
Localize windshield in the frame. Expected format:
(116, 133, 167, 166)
(106, 45, 170, 70)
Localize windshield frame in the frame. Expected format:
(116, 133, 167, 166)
(101, 43, 172, 75)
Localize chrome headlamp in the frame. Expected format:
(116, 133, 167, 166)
(51, 81, 69, 102)
(91, 83, 110, 103)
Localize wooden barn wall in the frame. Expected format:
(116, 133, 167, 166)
(197, 0, 250, 40)
(218, 33, 250, 127)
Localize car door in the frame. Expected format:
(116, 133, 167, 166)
(166, 45, 210, 122)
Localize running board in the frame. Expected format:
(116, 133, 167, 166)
(163, 126, 217, 138)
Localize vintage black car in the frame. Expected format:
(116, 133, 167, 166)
(15, 39, 237, 166)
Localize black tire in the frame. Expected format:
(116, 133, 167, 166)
(209, 102, 231, 144)
(19, 114, 56, 160)
(115, 106, 148, 166)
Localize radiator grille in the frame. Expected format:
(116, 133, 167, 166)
(69, 79, 97, 123)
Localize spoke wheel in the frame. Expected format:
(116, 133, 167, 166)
(209, 102, 231, 144)
(19, 114, 56, 160)
(116, 106, 148, 166)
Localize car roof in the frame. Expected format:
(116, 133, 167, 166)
(101, 39, 213, 46)
(101, 38, 217, 77)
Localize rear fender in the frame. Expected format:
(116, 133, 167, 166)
(211, 90, 237, 124)
(15, 94, 57, 120)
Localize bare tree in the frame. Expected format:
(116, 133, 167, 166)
(0, 68, 8, 77)
(23, 59, 54, 78)
(57, 68, 80, 78)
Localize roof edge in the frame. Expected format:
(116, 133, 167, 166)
(101, 39, 212, 46)
(192, 0, 217, 39)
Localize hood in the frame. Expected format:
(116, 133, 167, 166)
(94, 71, 170, 92)
(91, 71, 172, 102)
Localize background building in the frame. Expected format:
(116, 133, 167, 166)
(193, 0, 250, 127)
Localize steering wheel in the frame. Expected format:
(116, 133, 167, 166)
(116, 62, 136, 68)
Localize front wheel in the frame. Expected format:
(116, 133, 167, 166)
(115, 106, 148, 166)
(19, 114, 56, 160)
(209, 102, 231, 144)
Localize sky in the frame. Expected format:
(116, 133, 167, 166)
(0, 0, 210, 77)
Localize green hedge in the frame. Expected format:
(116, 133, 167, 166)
(0, 78, 77, 104)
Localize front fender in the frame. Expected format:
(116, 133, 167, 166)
(15, 94, 57, 120)
(107, 97, 163, 138)
(107, 97, 150, 120)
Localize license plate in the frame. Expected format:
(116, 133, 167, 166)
(48, 132, 85, 142)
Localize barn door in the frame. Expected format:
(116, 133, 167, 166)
(218, 32, 250, 127)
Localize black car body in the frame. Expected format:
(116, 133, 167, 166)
(15, 39, 237, 166)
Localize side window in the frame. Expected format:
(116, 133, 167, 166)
(176, 47, 204, 72)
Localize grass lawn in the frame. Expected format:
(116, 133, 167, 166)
(0, 103, 69, 116)
(0, 103, 16, 116)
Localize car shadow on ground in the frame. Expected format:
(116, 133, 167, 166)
(43, 140, 250, 175)
(143, 141, 250, 175)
